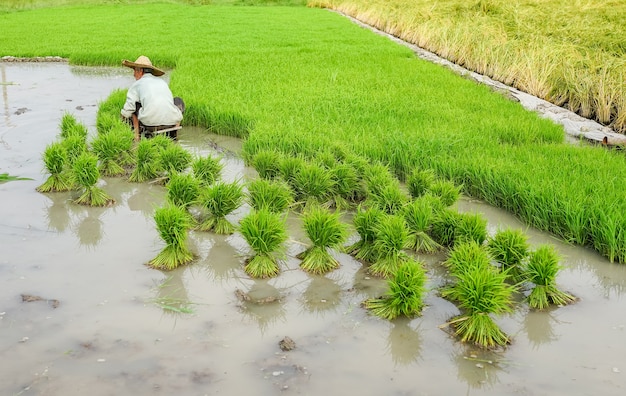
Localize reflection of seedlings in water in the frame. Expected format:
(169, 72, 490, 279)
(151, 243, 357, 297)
(453, 347, 503, 389)
(301, 275, 342, 314)
(44, 194, 72, 232)
(237, 280, 286, 332)
(199, 234, 241, 282)
(523, 309, 560, 348)
(386, 317, 422, 366)
(74, 209, 105, 248)
(150, 270, 194, 315)
(126, 184, 162, 216)
(349, 266, 388, 299)
(298, 206, 348, 275)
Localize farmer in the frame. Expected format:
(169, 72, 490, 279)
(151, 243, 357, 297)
(120, 55, 184, 141)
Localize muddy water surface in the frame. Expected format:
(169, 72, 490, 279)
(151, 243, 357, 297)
(1, 63, 626, 396)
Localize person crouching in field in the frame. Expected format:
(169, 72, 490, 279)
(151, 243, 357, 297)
(121, 55, 184, 141)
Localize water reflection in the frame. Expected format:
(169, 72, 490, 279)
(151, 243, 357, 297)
(74, 208, 105, 248)
(238, 279, 286, 332)
(453, 345, 503, 390)
(199, 233, 241, 282)
(386, 317, 422, 365)
(350, 266, 388, 300)
(152, 268, 193, 317)
(126, 183, 164, 217)
(523, 309, 560, 348)
(300, 274, 343, 314)
(44, 193, 73, 232)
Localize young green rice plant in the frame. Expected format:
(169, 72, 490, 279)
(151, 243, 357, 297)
(363, 259, 427, 320)
(251, 150, 282, 180)
(444, 240, 492, 276)
(192, 155, 223, 186)
(524, 244, 576, 309)
(455, 211, 488, 246)
(61, 134, 87, 167)
(91, 126, 134, 177)
(239, 208, 288, 278)
(430, 207, 462, 248)
(429, 179, 462, 207)
(367, 182, 409, 215)
(278, 154, 306, 189)
(246, 178, 293, 213)
(1, 173, 32, 183)
(346, 205, 385, 263)
(36, 141, 72, 193)
(159, 144, 192, 180)
(369, 214, 411, 278)
(297, 205, 349, 275)
(59, 112, 88, 140)
(291, 161, 335, 210)
(329, 161, 362, 210)
(487, 228, 530, 283)
(72, 152, 114, 207)
(95, 112, 121, 135)
(166, 172, 200, 210)
(441, 265, 515, 348)
(363, 162, 397, 198)
(150, 134, 176, 152)
(402, 196, 441, 253)
(128, 139, 160, 182)
(197, 180, 244, 234)
(407, 168, 435, 199)
(149, 204, 194, 271)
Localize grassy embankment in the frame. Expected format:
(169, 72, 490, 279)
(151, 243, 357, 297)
(1, 2, 626, 263)
(311, 0, 626, 134)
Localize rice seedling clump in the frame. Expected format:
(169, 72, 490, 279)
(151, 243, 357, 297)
(149, 205, 194, 271)
(346, 205, 384, 263)
(298, 206, 349, 275)
(455, 212, 488, 246)
(429, 179, 461, 207)
(251, 150, 282, 180)
(444, 240, 492, 276)
(239, 209, 288, 278)
(129, 139, 160, 182)
(91, 125, 134, 177)
(487, 228, 530, 283)
(36, 141, 72, 193)
(166, 172, 200, 210)
(291, 161, 335, 210)
(524, 244, 576, 309)
(159, 144, 192, 178)
(246, 178, 293, 213)
(407, 169, 435, 198)
(197, 181, 244, 234)
(402, 196, 441, 253)
(192, 156, 223, 186)
(72, 152, 114, 207)
(369, 214, 411, 278)
(59, 112, 88, 140)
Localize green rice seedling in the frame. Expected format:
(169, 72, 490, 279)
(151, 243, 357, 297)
(430, 207, 462, 248)
(363, 162, 397, 198)
(369, 214, 410, 278)
(402, 196, 441, 253)
(277, 154, 307, 192)
(59, 112, 88, 140)
(192, 156, 223, 186)
(291, 161, 335, 210)
(407, 168, 435, 199)
(91, 126, 134, 176)
(159, 144, 192, 176)
(251, 150, 282, 180)
(430, 179, 461, 207)
(316, 150, 337, 169)
(441, 265, 515, 348)
(36, 141, 72, 193)
(363, 259, 427, 320)
(455, 211, 488, 246)
(150, 134, 176, 153)
(1, 173, 32, 183)
(95, 112, 121, 135)
(240, 209, 288, 278)
(368, 183, 409, 215)
(166, 172, 200, 210)
(149, 204, 194, 271)
(444, 240, 492, 276)
(297, 206, 349, 275)
(346, 205, 385, 263)
(246, 178, 293, 213)
(72, 152, 114, 207)
(329, 162, 361, 210)
(197, 181, 244, 234)
(487, 228, 530, 283)
(128, 139, 160, 183)
(524, 244, 576, 309)
(61, 134, 87, 167)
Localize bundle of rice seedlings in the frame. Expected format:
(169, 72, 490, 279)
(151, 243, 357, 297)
(246, 178, 293, 213)
(240, 209, 288, 278)
(444, 240, 492, 276)
(407, 168, 435, 198)
(166, 172, 200, 210)
(36, 142, 72, 193)
(524, 244, 576, 309)
(455, 212, 488, 246)
(441, 265, 515, 348)
(291, 161, 335, 210)
(367, 183, 409, 215)
(297, 206, 348, 275)
(61, 134, 87, 167)
(329, 162, 361, 210)
(429, 207, 462, 248)
(369, 214, 410, 278)
(487, 228, 530, 282)
(59, 112, 88, 140)
(72, 152, 114, 206)
(149, 204, 194, 270)
(363, 260, 427, 320)
(192, 155, 223, 186)
(197, 181, 244, 234)
(346, 205, 384, 263)
(251, 150, 282, 180)
(95, 112, 121, 135)
(429, 179, 462, 207)
(91, 126, 134, 176)
(150, 134, 176, 152)
(363, 163, 397, 198)
(128, 139, 160, 182)
(159, 144, 192, 178)
(278, 155, 306, 189)
(402, 196, 441, 253)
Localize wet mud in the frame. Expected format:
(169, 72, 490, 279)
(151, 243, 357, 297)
(1, 63, 626, 396)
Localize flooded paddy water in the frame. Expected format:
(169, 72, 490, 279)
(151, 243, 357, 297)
(1, 63, 626, 396)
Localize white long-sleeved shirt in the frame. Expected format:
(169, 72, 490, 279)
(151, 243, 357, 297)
(120, 73, 183, 127)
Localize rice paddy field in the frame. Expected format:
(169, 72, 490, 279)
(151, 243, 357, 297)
(2, 1, 626, 395)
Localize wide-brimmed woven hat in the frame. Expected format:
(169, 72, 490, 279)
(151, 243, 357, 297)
(122, 55, 165, 76)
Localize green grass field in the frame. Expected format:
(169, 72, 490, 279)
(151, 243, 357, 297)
(2, 1, 626, 263)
